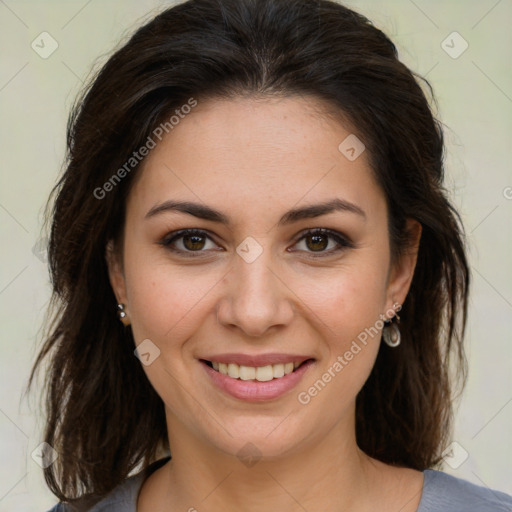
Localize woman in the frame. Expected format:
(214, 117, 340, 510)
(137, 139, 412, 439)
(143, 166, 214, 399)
(30, 0, 512, 510)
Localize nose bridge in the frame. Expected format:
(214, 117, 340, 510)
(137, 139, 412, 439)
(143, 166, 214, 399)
(217, 238, 293, 337)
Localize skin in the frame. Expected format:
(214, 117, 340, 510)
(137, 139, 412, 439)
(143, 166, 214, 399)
(107, 95, 423, 512)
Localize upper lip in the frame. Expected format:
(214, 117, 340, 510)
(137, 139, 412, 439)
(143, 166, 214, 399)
(200, 353, 314, 367)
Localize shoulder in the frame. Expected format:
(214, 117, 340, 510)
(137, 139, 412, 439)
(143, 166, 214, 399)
(44, 472, 143, 512)
(45, 457, 171, 512)
(418, 469, 512, 512)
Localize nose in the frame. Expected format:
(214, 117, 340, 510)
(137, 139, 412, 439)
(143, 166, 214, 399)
(216, 245, 295, 338)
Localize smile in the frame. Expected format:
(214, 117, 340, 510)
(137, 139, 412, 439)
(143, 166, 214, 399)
(200, 356, 315, 401)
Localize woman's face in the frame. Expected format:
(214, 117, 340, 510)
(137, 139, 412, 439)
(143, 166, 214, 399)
(108, 95, 420, 460)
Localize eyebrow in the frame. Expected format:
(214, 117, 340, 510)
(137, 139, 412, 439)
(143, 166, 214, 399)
(145, 198, 366, 225)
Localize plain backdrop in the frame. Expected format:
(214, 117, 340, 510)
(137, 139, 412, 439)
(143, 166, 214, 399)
(0, 0, 511, 510)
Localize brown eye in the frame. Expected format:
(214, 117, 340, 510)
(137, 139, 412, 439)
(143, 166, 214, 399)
(161, 229, 218, 256)
(293, 228, 354, 256)
(182, 233, 207, 251)
(304, 233, 329, 252)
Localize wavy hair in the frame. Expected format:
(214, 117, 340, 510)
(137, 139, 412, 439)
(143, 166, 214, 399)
(29, 0, 470, 502)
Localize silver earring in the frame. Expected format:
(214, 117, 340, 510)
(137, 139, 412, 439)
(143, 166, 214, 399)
(382, 313, 401, 347)
(117, 303, 130, 326)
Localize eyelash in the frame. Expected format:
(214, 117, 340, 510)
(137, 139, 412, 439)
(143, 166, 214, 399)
(159, 228, 354, 258)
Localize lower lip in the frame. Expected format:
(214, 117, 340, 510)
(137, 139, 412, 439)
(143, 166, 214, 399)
(201, 360, 314, 402)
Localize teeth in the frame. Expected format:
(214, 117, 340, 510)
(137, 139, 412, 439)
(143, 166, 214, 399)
(239, 365, 256, 380)
(256, 365, 273, 381)
(212, 360, 305, 381)
(227, 363, 239, 378)
(273, 363, 285, 378)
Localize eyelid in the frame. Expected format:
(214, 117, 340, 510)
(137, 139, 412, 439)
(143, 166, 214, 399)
(159, 227, 354, 257)
(159, 228, 220, 256)
(289, 228, 355, 254)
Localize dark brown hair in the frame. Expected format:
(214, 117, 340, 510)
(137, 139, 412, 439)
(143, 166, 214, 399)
(29, 0, 470, 502)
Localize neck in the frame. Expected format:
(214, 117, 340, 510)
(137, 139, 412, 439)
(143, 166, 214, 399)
(159, 408, 375, 512)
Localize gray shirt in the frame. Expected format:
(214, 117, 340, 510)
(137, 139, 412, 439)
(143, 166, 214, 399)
(47, 457, 512, 511)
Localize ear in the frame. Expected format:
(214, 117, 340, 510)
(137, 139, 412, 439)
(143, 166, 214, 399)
(105, 239, 128, 307)
(385, 218, 422, 312)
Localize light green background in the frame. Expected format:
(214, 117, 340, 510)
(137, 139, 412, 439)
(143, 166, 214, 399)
(0, 0, 511, 509)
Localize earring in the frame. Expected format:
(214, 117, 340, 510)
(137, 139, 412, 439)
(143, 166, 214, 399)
(117, 303, 131, 326)
(382, 312, 401, 347)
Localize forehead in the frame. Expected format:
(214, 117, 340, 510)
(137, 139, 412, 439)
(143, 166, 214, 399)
(127, 95, 386, 226)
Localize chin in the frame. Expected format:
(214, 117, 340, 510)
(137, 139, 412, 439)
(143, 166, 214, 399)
(202, 415, 312, 463)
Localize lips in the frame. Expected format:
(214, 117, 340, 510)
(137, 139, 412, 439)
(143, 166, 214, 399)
(199, 354, 315, 401)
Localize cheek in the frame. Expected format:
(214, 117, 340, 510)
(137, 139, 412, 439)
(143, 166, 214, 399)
(293, 271, 386, 422)
(123, 249, 222, 347)
(288, 251, 389, 401)
(292, 260, 389, 344)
